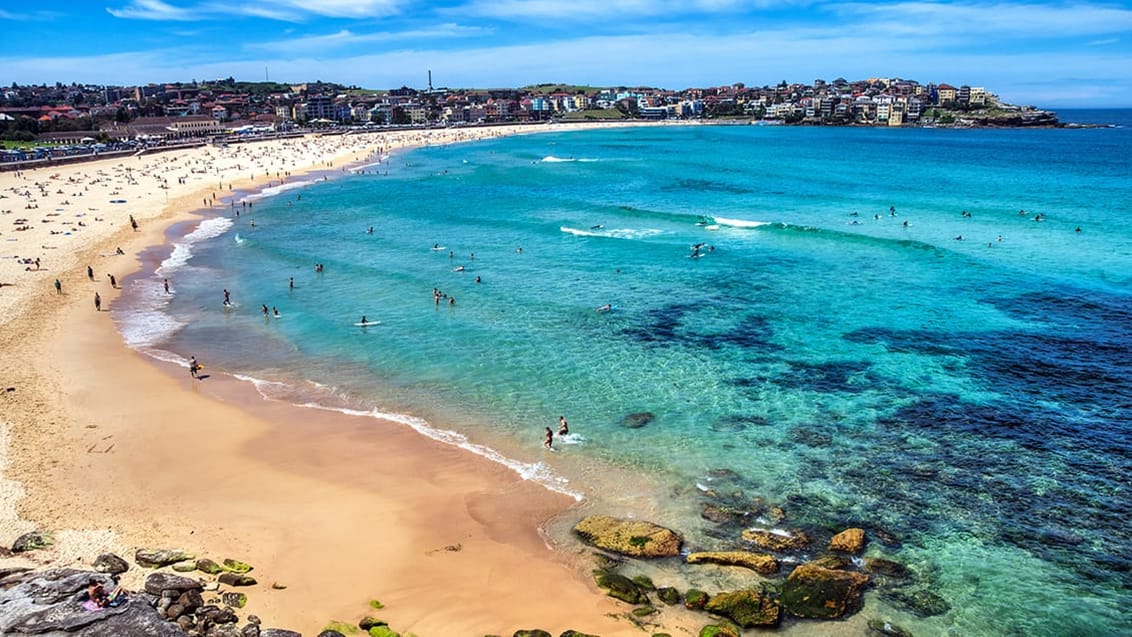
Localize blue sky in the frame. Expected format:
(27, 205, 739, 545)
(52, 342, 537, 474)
(1, 1, 1131, 107)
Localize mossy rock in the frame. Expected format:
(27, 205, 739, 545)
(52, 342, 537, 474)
(829, 528, 866, 554)
(222, 558, 253, 573)
(704, 589, 782, 627)
(782, 563, 869, 619)
(810, 553, 852, 570)
(684, 588, 709, 610)
(657, 586, 681, 605)
(218, 572, 257, 587)
(12, 531, 54, 553)
(867, 618, 914, 637)
(686, 550, 779, 575)
(135, 548, 195, 568)
(651, 634, 673, 637)
(196, 558, 224, 574)
(621, 412, 655, 429)
(574, 515, 682, 558)
(360, 617, 387, 630)
(369, 627, 400, 637)
(512, 631, 551, 637)
(594, 570, 647, 604)
(560, 631, 600, 637)
(631, 574, 656, 591)
(632, 606, 658, 617)
(323, 621, 358, 634)
(172, 561, 197, 572)
(739, 528, 810, 551)
(698, 622, 741, 637)
(369, 599, 385, 609)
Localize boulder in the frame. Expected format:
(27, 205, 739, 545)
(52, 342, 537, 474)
(368, 628, 400, 637)
(136, 548, 195, 568)
(11, 530, 54, 553)
(781, 563, 869, 619)
(144, 572, 204, 595)
(686, 551, 779, 575)
(560, 630, 600, 637)
(242, 623, 261, 637)
(740, 528, 810, 552)
(684, 588, 709, 610)
(222, 591, 248, 608)
(829, 528, 866, 554)
(594, 571, 647, 605)
(173, 561, 198, 572)
(218, 573, 258, 587)
(513, 631, 550, 637)
(92, 552, 130, 574)
(622, 412, 655, 429)
(318, 632, 346, 637)
(260, 629, 303, 637)
(704, 589, 782, 628)
(573, 515, 682, 558)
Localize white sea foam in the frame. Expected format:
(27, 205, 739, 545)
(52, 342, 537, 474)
(712, 216, 771, 229)
(156, 217, 233, 277)
(541, 156, 598, 163)
(560, 226, 663, 240)
(242, 179, 310, 202)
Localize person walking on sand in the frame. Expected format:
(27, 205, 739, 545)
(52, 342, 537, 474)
(544, 426, 554, 449)
(189, 356, 201, 379)
(94, 292, 101, 311)
(108, 274, 117, 288)
(54, 279, 62, 295)
(558, 416, 569, 436)
(87, 265, 94, 281)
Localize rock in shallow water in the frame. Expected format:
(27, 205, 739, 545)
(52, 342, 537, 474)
(829, 527, 866, 554)
(704, 589, 782, 627)
(573, 514, 682, 557)
(686, 551, 779, 575)
(621, 412, 655, 429)
(781, 563, 869, 619)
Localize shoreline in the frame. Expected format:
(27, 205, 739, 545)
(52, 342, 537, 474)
(0, 122, 707, 636)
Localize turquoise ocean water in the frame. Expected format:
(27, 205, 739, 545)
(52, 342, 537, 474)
(119, 111, 1131, 636)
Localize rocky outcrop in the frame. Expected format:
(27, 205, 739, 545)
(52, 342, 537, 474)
(0, 566, 297, 637)
(573, 515, 682, 558)
(739, 527, 810, 552)
(828, 528, 866, 554)
(685, 551, 778, 575)
(781, 563, 869, 619)
(703, 589, 782, 627)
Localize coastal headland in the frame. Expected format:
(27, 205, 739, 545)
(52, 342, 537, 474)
(0, 122, 731, 636)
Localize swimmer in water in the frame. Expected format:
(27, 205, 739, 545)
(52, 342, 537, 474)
(261, 304, 269, 316)
(558, 416, 569, 436)
(544, 427, 554, 449)
(596, 303, 612, 313)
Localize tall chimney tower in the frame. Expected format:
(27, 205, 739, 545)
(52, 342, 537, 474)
(428, 70, 433, 92)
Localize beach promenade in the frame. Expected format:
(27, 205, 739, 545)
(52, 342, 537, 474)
(0, 123, 693, 636)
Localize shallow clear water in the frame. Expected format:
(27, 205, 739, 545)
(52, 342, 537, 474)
(119, 112, 1132, 636)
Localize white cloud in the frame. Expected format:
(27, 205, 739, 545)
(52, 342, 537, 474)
(452, 0, 808, 21)
(106, 0, 197, 21)
(245, 24, 489, 53)
(106, 0, 406, 22)
(830, 1, 1132, 39)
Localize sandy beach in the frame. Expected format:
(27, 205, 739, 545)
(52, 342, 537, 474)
(0, 123, 703, 636)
